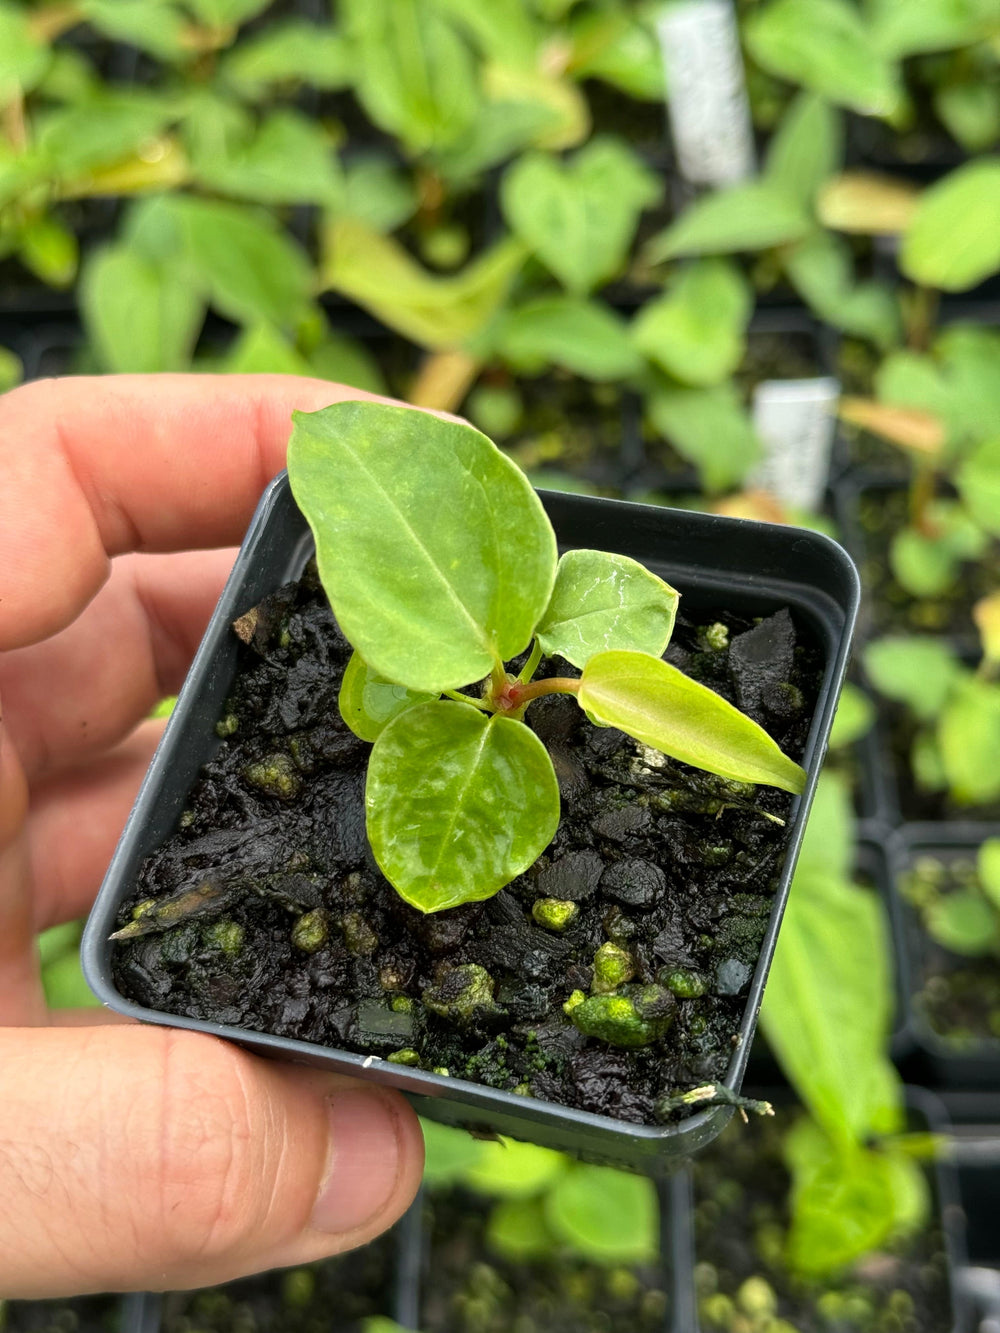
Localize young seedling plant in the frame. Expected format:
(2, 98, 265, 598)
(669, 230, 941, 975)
(287, 400, 806, 914)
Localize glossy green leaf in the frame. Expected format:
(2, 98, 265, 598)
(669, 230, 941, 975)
(339, 651, 436, 742)
(938, 677, 1000, 804)
(889, 503, 987, 598)
(645, 182, 811, 262)
(633, 258, 751, 387)
(0, 7, 51, 102)
(745, 0, 901, 116)
(863, 636, 961, 722)
(957, 437, 1000, 537)
(935, 82, 1000, 155)
(462, 1138, 566, 1198)
(978, 839, 1000, 910)
(535, 550, 678, 669)
(80, 0, 187, 59)
(868, 0, 998, 56)
(926, 889, 997, 955)
(343, 0, 481, 155)
(901, 159, 1000, 292)
(322, 217, 526, 350)
(191, 109, 342, 206)
(0, 345, 23, 393)
(786, 1136, 916, 1274)
(784, 231, 900, 349)
(545, 1165, 658, 1265)
(493, 296, 641, 380)
(341, 155, 419, 233)
(366, 702, 560, 912)
(501, 137, 660, 294)
(81, 245, 203, 373)
(220, 22, 352, 96)
(794, 769, 855, 885)
(567, 9, 664, 101)
(646, 382, 760, 493)
(307, 330, 388, 396)
(764, 93, 843, 207)
(578, 651, 806, 793)
(222, 322, 311, 376)
(18, 213, 77, 288)
(420, 1119, 485, 1185)
(762, 868, 896, 1138)
(486, 1197, 557, 1262)
(933, 326, 1000, 442)
(829, 682, 875, 749)
(35, 91, 175, 180)
(435, 0, 541, 67)
(288, 401, 556, 692)
(185, 0, 272, 27)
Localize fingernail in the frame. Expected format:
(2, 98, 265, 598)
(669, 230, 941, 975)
(310, 1086, 402, 1235)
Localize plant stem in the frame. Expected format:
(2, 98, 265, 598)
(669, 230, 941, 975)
(443, 689, 492, 712)
(909, 460, 937, 535)
(507, 676, 580, 707)
(517, 639, 543, 684)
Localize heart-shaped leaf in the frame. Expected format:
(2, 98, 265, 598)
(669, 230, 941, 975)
(578, 651, 806, 793)
(644, 181, 811, 262)
(632, 258, 751, 387)
(289, 401, 557, 693)
(535, 550, 678, 668)
(339, 650, 437, 741)
(366, 702, 560, 912)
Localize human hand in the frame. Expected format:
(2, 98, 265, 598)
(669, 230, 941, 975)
(0, 374, 424, 1298)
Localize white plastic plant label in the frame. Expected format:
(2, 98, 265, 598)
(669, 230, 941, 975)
(749, 378, 841, 512)
(656, 0, 755, 186)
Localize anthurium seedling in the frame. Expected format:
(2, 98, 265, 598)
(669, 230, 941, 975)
(287, 400, 806, 914)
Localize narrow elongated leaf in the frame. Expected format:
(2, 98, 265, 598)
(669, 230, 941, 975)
(535, 550, 678, 668)
(501, 138, 660, 294)
(745, 0, 901, 116)
(321, 217, 526, 350)
(366, 703, 560, 912)
(578, 651, 806, 793)
(901, 159, 1000, 292)
(764, 93, 843, 207)
(644, 182, 811, 262)
(817, 171, 920, 234)
(338, 651, 436, 742)
(633, 258, 751, 387)
(288, 401, 557, 692)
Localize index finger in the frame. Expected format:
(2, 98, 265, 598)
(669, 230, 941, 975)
(0, 373, 389, 651)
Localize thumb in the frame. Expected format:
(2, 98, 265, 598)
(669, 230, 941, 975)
(0, 1025, 424, 1297)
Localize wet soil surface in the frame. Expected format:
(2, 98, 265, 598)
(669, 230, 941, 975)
(901, 851, 1000, 1048)
(420, 1188, 670, 1333)
(1, 1296, 122, 1333)
(693, 1113, 953, 1332)
(113, 564, 820, 1128)
(159, 1232, 395, 1333)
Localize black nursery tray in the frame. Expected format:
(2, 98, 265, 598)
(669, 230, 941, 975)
(83, 476, 858, 1170)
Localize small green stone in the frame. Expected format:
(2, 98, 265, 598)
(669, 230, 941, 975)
(591, 942, 635, 995)
(215, 713, 239, 738)
(178, 809, 195, 829)
(704, 622, 729, 651)
(386, 1048, 421, 1066)
(432, 1066, 451, 1077)
(422, 964, 496, 1024)
(512, 1081, 532, 1096)
(563, 989, 586, 1015)
(532, 897, 579, 932)
(342, 910, 378, 957)
(663, 968, 707, 999)
(131, 899, 156, 921)
(291, 908, 329, 953)
(243, 752, 301, 799)
(204, 920, 244, 955)
(390, 995, 414, 1014)
(568, 985, 676, 1048)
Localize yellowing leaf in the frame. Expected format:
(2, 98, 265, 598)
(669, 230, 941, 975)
(838, 397, 945, 456)
(817, 171, 920, 235)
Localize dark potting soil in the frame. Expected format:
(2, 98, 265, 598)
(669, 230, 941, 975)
(693, 1114, 952, 1333)
(420, 1188, 669, 1333)
(112, 563, 820, 1128)
(901, 851, 1000, 1048)
(856, 487, 1000, 637)
(158, 1230, 395, 1333)
(0, 1294, 123, 1332)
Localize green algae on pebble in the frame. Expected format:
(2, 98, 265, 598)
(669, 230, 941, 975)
(591, 941, 635, 994)
(242, 752, 301, 799)
(532, 897, 579, 931)
(568, 985, 676, 1048)
(423, 963, 497, 1024)
(291, 908, 329, 953)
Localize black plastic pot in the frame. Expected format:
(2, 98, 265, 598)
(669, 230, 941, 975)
(675, 1086, 971, 1333)
(889, 825, 1000, 1089)
(82, 475, 858, 1171)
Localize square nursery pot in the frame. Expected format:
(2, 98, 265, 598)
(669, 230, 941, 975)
(674, 1087, 971, 1333)
(83, 475, 858, 1171)
(889, 824, 1000, 1088)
